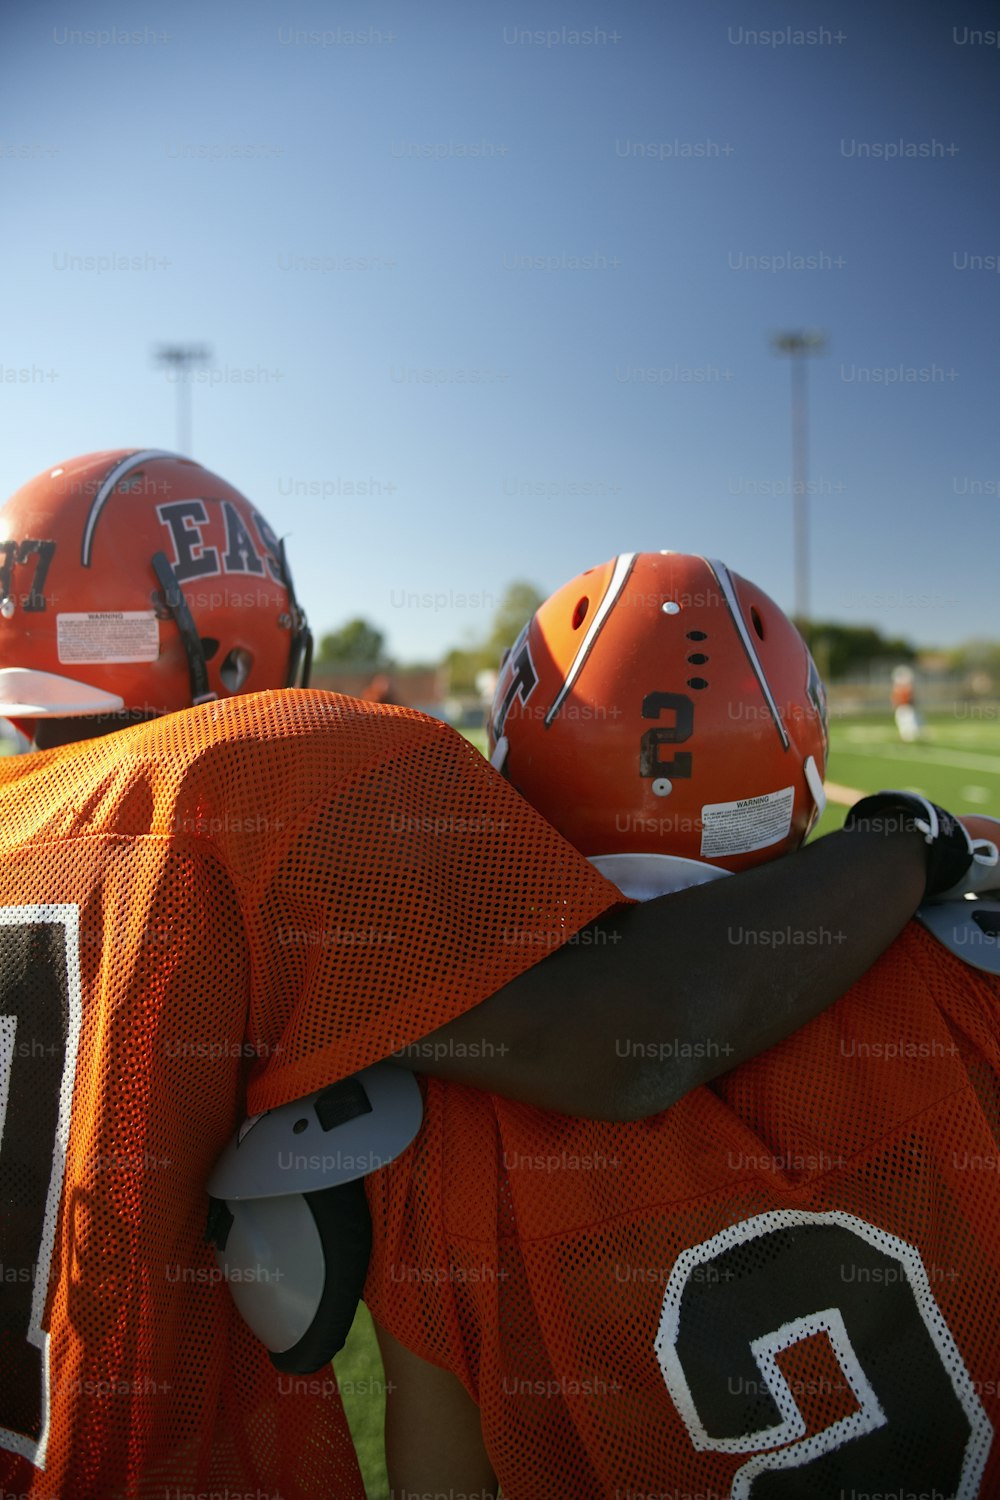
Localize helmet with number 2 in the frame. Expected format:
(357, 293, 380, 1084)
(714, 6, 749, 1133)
(489, 551, 828, 875)
(0, 449, 311, 720)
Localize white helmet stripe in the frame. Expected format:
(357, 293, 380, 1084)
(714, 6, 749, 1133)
(544, 551, 637, 726)
(704, 557, 790, 750)
(80, 450, 177, 567)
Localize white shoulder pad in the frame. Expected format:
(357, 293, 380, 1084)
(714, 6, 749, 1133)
(916, 897, 1000, 977)
(214, 1193, 327, 1354)
(589, 852, 731, 901)
(208, 1062, 423, 1200)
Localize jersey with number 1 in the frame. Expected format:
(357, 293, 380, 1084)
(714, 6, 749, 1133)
(0, 688, 620, 1500)
(367, 921, 1000, 1497)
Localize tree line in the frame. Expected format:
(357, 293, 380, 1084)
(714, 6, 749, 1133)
(314, 591, 994, 689)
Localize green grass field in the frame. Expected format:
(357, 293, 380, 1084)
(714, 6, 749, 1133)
(334, 1302, 391, 1497)
(814, 710, 1000, 835)
(337, 708, 1000, 1495)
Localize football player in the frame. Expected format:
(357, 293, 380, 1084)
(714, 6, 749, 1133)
(0, 459, 982, 1500)
(367, 551, 1000, 1498)
(891, 663, 923, 743)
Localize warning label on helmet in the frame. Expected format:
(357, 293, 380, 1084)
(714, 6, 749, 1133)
(700, 786, 795, 858)
(57, 611, 160, 664)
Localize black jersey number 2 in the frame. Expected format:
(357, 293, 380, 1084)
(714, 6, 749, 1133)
(0, 906, 83, 1470)
(656, 1209, 991, 1497)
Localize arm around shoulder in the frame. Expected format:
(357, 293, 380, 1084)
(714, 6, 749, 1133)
(394, 823, 930, 1120)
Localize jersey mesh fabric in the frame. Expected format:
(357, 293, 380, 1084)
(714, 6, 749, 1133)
(367, 923, 1000, 1498)
(0, 689, 621, 1500)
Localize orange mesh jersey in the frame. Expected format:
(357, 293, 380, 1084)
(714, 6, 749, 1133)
(367, 922, 1000, 1497)
(0, 689, 620, 1500)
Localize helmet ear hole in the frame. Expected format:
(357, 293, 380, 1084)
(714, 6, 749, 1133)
(220, 647, 253, 694)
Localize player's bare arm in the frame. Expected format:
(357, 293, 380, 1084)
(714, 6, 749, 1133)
(394, 818, 931, 1120)
(375, 1322, 498, 1500)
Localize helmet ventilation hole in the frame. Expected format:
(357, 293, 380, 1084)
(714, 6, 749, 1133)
(686, 629, 707, 641)
(687, 677, 709, 690)
(571, 597, 589, 630)
(220, 647, 253, 692)
(751, 606, 765, 640)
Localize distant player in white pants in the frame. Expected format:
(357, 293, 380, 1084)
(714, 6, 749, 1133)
(892, 664, 923, 742)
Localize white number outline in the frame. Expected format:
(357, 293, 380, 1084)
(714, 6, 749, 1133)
(0, 905, 83, 1471)
(655, 1208, 992, 1497)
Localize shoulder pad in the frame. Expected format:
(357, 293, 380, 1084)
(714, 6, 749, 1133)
(916, 897, 1000, 977)
(589, 852, 731, 901)
(208, 1061, 423, 1199)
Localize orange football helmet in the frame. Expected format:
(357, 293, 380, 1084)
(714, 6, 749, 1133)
(0, 449, 311, 719)
(488, 551, 828, 873)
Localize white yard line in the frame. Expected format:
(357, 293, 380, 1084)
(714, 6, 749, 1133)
(839, 743, 1000, 776)
(824, 780, 866, 807)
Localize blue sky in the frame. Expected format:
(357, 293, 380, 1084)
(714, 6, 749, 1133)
(2, 0, 998, 662)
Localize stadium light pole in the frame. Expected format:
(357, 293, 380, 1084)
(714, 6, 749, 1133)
(770, 329, 827, 624)
(154, 344, 212, 456)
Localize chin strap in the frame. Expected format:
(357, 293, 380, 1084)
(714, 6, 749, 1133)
(151, 541, 312, 706)
(151, 553, 215, 706)
(278, 537, 312, 688)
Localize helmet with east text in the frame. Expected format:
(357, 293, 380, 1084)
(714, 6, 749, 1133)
(488, 550, 828, 874)
(0, 449, 311, 718)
